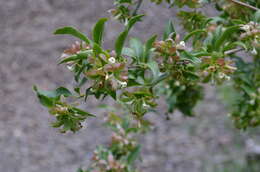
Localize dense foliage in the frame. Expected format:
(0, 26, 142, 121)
(34, 0, 260, 171)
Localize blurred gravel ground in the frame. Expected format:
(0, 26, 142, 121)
(0, 1, 254, 172)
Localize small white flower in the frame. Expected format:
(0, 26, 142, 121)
(116, 123, 121, 129)
(226, 65, 237, 71)
(175, 81, 180, 86)
(143, 102, 149, 108)
(94, 150, 98, 154)
(118, 80, 127, 88)
(61, 53, 69, 59)
(225, 75, 231, 81)
(251, 48, 257, 55)
(108, 57, 116, 64)
(105, 74, 109, 80)
(66, 64, 74, 71)
(218, 73, 231, 81)
(218, 72, 225, 79)
(241, 24, 250, 31)
(179, 41, 186, 47)
(249, 99, 255, 105)
(176, 41, 186, 50)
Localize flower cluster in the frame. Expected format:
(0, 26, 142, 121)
(120, 88, 157, 118)
(60, 41, 129, 100)
(200, 57, 237, 84)
(240, 21, 260, 53)
(33, 86, 94, 133)
(153, 38, 186, 56)
(82, 113, 143, 172)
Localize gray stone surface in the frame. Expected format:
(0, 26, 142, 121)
(0, 0, 254, 172)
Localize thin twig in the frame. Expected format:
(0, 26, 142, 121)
(225, 48, 244, 55)
(229, 0, 260, 11)
(132, 0, 143, 16)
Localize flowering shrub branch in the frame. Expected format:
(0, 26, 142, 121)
(34, 0, 260, 171)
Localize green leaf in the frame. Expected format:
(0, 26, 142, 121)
(241, 85, 255, 97)
(33, 85, 72, 100)
(130, 38, 144, 61)
(127, 145, 141, 164)
(75, 64, 87, 82)
(37, 94, 54, 108)
(151, 72, 169, 86)
(59, 55, 79, 64)
(144, 35, 157, 62)
(214, 25, 240, 50)
(122, 47, 136, 57)
(92, 18, 108, 45)
(192, 51, 211, 57)
(183, 29, 206, 42)
(33, 86, 55, 107)
(55, 87, 72, 97)
(71, 107, 95, 117)
(167, 94, 177, 113)
(115, 15, 144, 57)
(163, 20, 175, 40)
(54, 26, 91, 44)
(58, 50, 92, 64)
(126, 15, 144, 31)
(93, 43, 103, 55)
(146, 61, 160, 80)
(253, 10, 260, 23)
(107, 89, 117, 100)
(180, 51, 201, 63)
(115, 30, 128, 56)
(51, 121, 63, 128)
(76, 168, 84, 172)
(223, 41, 247, 52)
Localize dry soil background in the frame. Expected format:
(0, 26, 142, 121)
(0, 1, 257, 172)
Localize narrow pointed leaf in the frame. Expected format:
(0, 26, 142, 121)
(115, 30, 128, 56)
(183, 30, 206, 42)
(144, 35, 157, 62)
(127, 145, 141, 164)
(215, 25, 240, 50)
(147, 61, 160, 79)
(92, 18, 108, 45)
(115, 15, 144, 56)
(54, 26, 91, 44)
(71, 107, 95, 117)
(127, 15, 144, 30)
(130, 38, 144, 61)
(59, 50, 92, 64)
(163, 20, 175, 40)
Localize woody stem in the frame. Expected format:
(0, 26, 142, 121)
(229, 0, 260, 11)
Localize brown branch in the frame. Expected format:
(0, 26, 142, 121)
(225, 48, 244, 55)
(132, 0, 143, 16)
(229, 0, 260, 11)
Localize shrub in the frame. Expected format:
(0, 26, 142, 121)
(34, 0, 260, 171)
